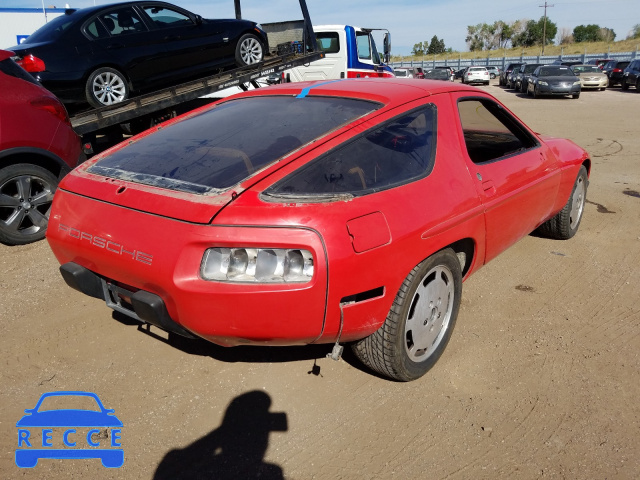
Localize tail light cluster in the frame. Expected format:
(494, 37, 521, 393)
(30, 96, 70, 124)
(16, 54, 46, 73)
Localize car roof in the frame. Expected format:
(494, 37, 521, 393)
(239, 78, 482, 106)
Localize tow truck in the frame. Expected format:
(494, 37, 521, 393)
(69, 0, 325, 150)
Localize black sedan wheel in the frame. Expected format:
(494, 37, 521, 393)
(0, 164, 57, 245)
(86, 67, 129, 108)
(235, 33, 264, 67)
(353, 248, 462, 381)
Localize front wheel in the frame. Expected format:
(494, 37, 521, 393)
(86, 67, 129, 108)
(572, 93, 580, 99)
(621, 80, 629, 90)
(235, 33, 264, 67)
(536, 165, 588, 240)
(352, 249, 462, 381)
(0, 164, 57, 245)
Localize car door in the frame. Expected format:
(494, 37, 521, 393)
(137, 3, 229, 82)
(451, 93, 561, 262)
(88, 6, 156, 89)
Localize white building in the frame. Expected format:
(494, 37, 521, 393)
(0, 8, 67, 49)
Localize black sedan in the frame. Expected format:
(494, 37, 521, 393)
(527, 65, 581, 99)
(9, 1, 268, 108)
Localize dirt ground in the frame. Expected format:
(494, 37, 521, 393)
(1, 81, 639, 479)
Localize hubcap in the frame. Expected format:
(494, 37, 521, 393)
(570, 175, 586, 229)
(92, 71, 127, 105)
(240, 38, 262, 65)
(404, 265, 455, 362)
(0, 174, 54, 237)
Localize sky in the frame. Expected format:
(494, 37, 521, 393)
(1, 0, 637, 55)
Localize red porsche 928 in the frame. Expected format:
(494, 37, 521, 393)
(46, 79, 590, 381)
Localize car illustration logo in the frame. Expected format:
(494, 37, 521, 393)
(15, 391, 123, 468)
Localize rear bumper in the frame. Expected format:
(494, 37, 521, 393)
(47, 189, 328, 347)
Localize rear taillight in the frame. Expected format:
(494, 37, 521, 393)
(16, 54, 45, 72)
(613, 68, 622, 73)
(30, 96, 70, 123)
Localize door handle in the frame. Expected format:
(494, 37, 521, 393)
(482, 180, 496, 197)
(164, 35, 180, 41)
(106, 44, 125, 50)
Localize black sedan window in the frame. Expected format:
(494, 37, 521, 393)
(267, 106, 437, 198)
(538, 67, 574, 76)
(142, 6, 193, 28)
(100, 8, 147, 35)
(25, 14, 75, 43)
(89, 96, 379, 194)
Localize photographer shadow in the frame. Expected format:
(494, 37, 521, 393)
(153, 391, 287, 480)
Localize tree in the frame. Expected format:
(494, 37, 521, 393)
(427, 35, 446, 54)
(599, 27, 616, 42)
(631, 24, 640, 39)
(558, 27, 573, 45)
(411, 42, 426, 56)
(512, 17, 557, 47)
(573, 24, 600, 42)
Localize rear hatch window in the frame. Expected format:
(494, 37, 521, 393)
(89, 95, 379, 194)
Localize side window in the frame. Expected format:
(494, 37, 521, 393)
(99, 7, 147, 36)
(269, 106, 437, 197)
(143, 6, 193, 28)
(85, 19, 109, 39)
(457, 99, 538, 164)
(316, 32, 340, 54)
(356, 32, 371, 60)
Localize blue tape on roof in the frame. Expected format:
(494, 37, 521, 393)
(296, 80, 344, 98)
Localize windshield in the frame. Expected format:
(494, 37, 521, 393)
(573, 65, 600, 74)
(89, 96, 380, 194)
(25, 13, 76, 43)
(538, 66, 575, 77)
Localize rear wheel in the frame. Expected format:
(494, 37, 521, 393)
(352, 249, 462, 381)
(536, 166, 588, 240)
(0, 164, 57, 245)
(86, 67, 129, 108)
(235, 33, 264, 67)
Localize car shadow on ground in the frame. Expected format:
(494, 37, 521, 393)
(153, 390, 287, 480)
(112, 311, 369, 375)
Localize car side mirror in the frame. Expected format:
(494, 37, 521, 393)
(383, 33, 391, 64)
(194, 14, 203, 25)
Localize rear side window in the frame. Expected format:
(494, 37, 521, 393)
(316, 32, 340, 54)
(267, 105, 437, 198)
(24, 14, 75, 43)
(89, 96, 379, 194)
(458, 99, 538, 164)
(0, 58, 40, 85)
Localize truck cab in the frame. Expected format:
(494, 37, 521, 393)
(284, 25, 393, 81)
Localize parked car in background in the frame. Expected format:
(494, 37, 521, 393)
(47, 78, 590, 382)
(572, 64, 608, 90)
(486, 66, 500, 79)
(9, 1, 269, 108)
(500, 62, 523, 86)
(393, 67, 414, 78)
(586, 58, 609, 69)
(413, 67, 425, 79)
(527, 65, 581, 99)
(552, 60, 582, 66)
(454, 67, 467, 80)
(434, 66, 455, 81)
(423, 68, 452, 81)
(621, 59, 640, 91)
(0, 49, 83, 245)
(463, 66, 489, 85)
(514, 63, 542, 93)
(602, 60, 631, 87)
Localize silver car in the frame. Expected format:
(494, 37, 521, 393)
(528, 65, 582, 99)
(463, 66, 490, 85)
(572, 65, 608, 90)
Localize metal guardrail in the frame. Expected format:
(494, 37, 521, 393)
(391, 50, 639, 70)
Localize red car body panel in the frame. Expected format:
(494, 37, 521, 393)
(47, 79, 590, 347)
(0, 50, 82, 174)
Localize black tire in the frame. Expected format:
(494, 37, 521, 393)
(533, 86, 540, 98)
(621, 80, 629, 90)
(0, 164, 58, 245)
(85, 67, 129, 108)
(484, 81, 490, 85)
(572, 93, 580, 99)
(536, 165, 588, 240)
(235, 33, 264, 67)
(636, 79, 640, 91)
(490, 73, 496, 79)
(352, 249, 462, 381)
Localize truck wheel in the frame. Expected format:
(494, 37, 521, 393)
(352, 248, 462, 381)
(86, 67, 129, 108)
(0, 164, 57, 245)
(536, 166, 588, 240)
(235, 34, 264, 67)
